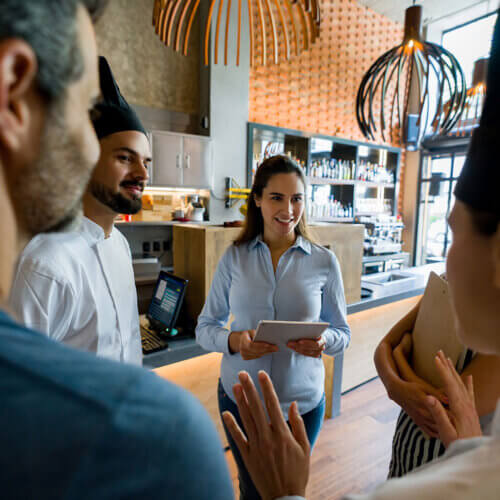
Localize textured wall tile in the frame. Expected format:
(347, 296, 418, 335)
(248, 0, 406, 212)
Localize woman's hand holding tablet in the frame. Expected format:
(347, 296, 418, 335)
(253, 320, 329, 358)
(288, 336, 326, 358)
(229, 329, 279, 360)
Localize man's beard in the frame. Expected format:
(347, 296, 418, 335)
(88, 180, 143, 215)
(11, 98, 95, 235)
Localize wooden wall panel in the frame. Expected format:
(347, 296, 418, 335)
(310, 224, 364, 305)
(172, 225, 207, 321)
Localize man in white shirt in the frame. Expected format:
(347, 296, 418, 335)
(9, 56, 151, 365)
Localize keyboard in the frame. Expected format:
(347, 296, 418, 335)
(141, 325, 169, 354)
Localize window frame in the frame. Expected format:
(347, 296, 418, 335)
(414, 145, 468, 266)
(441, 10, 497, 42)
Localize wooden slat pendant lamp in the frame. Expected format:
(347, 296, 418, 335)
(152, 0, 321, 67)
(355, 4, 467, 146)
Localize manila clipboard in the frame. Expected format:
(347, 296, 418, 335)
(411, 272, 465, 387)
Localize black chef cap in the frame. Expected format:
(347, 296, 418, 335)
(92, 56, 147, 140)
(455, 12, 500, 215)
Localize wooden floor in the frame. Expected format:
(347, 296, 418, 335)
(225, 378, 400, 499)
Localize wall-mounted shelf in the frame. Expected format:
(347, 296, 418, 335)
(307, 178, 395, 189)
(312, 217, 354, 223)
(356, 181, 395, 188)
(307, 177, 356, 186)
(247, 123, 401, 223)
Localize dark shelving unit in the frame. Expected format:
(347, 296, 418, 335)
(247, 123, 401, 223)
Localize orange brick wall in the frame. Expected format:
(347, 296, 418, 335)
(248, 0, 407, 213)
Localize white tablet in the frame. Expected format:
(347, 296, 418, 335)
(253, 320, 330, 346)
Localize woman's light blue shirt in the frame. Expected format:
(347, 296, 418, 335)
(196, 235, 351, 416)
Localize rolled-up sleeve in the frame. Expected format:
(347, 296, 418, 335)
(195, 250, 233, 355)
(320, 255, 351, 356)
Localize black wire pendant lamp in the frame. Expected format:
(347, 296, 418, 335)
(356, 4, 467, 146)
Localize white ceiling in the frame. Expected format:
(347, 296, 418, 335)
(356, 0, 491, 25)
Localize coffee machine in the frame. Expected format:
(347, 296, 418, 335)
(358, 215, 404, 255)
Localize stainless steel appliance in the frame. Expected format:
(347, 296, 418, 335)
(357, 215, 404, 255)
(363, 260, 385, 275)
(362, 252, 410, 275)
(132, 256, 160, 276)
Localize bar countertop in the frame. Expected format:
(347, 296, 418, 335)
(143, 262, 445, 368)
(347, 262, 445, 315)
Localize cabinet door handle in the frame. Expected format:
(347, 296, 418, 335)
(176, 153, 182, 169)
(185, 153, 191, 169)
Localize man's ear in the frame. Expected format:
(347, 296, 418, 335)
(0, 39, 38, 152)
(493, 225, 500, 289)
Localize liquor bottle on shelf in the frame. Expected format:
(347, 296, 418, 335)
(357, 160, 393, 184)
(356, 197, 386, 214)
(285, 151, 306, 171)
(308, 194, 353, 220)
(308, 158, 357, 182)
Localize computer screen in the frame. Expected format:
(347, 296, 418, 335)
(148, 272, 187, 330)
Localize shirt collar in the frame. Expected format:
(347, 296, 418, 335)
(248, 234, 311, 255)
(78, 216, 108, 246)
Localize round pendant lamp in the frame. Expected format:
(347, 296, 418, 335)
(453, 57, 488, 134)
(152, 0, 321, 67)
(356, 4, 467, 146)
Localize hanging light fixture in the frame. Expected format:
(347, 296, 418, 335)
(356, 4, 467, 146)
(449, 57, 488, 135)
(152, 0, 321, 67)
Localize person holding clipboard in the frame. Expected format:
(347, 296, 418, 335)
(374, 278, 500, 478)
(196, 155, 350, 500)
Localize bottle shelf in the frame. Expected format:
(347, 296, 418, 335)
(355, 211, 393, 217)
(355, 180, 395, 188)
(307, 177, 355, 185)
(308, 177, 394, 188)
(247, 123, 401, 223)
(311, 217, 354, 223)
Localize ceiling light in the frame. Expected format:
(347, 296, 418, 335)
(152, 0, 321, 67)
(356, 4, 467, 146)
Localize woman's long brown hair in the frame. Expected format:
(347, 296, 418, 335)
(234, 155, 315, 246)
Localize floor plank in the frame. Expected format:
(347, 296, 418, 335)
(225, 378, 400, 499)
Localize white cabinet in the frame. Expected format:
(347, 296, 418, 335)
(150, 131, 213, 189)
(150, 131, 183, 187)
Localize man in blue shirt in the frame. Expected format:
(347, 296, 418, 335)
(0, 1, 233, 498)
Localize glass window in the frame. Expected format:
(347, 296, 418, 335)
(431, 157, 452, 178)
(450, 180, 458, 211)
(452, 155, 466, 178)
(421, 155, 453, 179)
(442, 12, 498, 87)
(415, 152, 465, 265)
(417, 181, 450, 263)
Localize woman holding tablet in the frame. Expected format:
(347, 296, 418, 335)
(196, 155, 350, 500)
